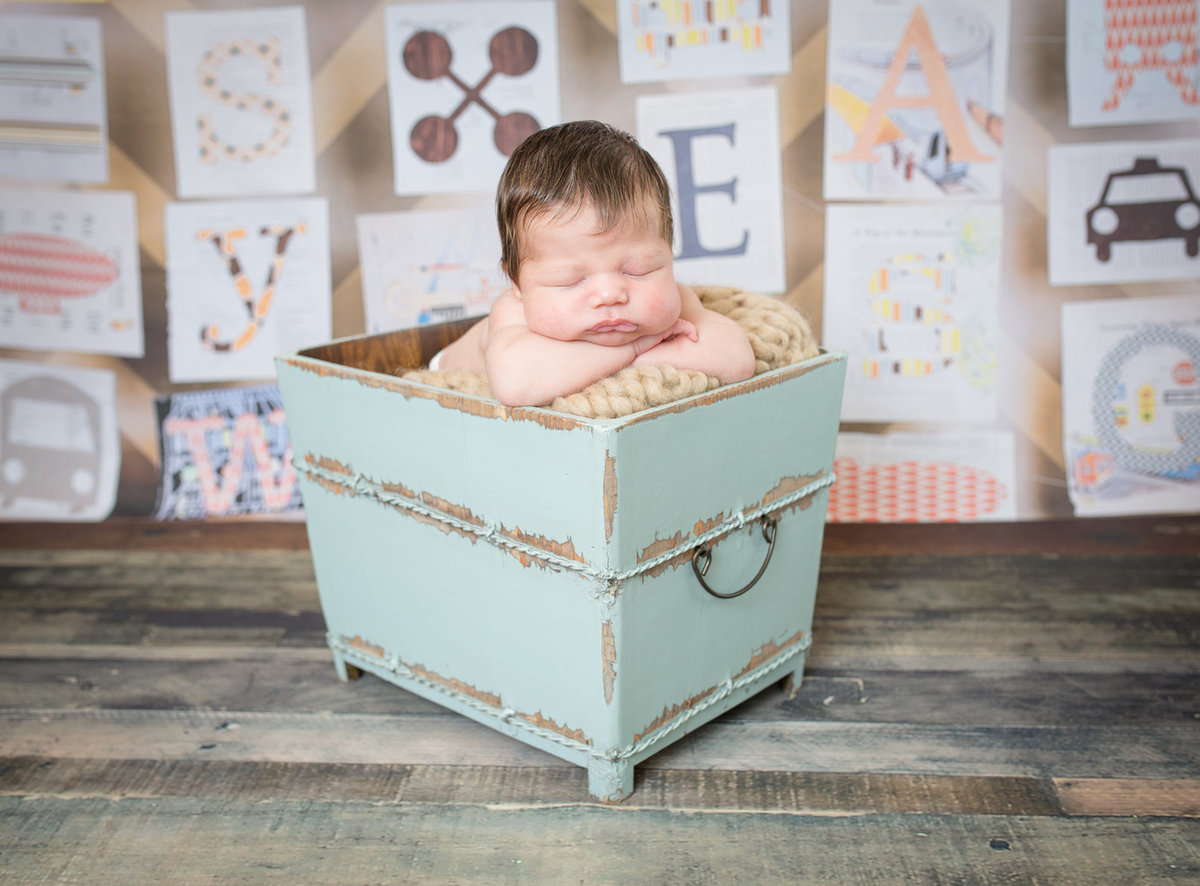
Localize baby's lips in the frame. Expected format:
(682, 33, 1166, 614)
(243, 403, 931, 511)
(590, 320, 638, 333)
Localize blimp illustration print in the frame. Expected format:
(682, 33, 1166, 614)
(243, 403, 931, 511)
(0, 188, 143, 358)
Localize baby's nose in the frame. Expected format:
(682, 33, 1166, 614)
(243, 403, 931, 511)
(592, 277, 629, 306)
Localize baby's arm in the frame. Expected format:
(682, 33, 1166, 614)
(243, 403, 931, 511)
(633, 285, 756, 384)
(484, 291, 694, 407)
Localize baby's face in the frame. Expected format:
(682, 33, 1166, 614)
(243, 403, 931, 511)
(513, 201, 681, 346)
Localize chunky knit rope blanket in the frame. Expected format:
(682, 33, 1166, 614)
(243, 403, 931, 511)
(401, 285, 819, 419)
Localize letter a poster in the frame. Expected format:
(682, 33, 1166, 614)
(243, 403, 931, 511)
(824, 0, 1010, 201)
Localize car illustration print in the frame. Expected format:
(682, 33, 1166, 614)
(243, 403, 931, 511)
(1086, 156, 1200, 263)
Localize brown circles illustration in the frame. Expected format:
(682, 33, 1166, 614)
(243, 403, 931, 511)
(494, 112, 539, 156)
(404, 26, 541, 163)
(403, 31, 454, 80)
(410, 115, 458, 164)
(489, 27, 538, 77)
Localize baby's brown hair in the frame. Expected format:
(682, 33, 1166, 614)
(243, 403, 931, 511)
(496, 120, 674, 283)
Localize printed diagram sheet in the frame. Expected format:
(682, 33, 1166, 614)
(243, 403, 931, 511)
(165, 197, 330, 384)
(357, 207, 506, 334)
(1067, 0, 1199, 127)
(1048, 137, 1200, 285)
(0, 188, 143, 358)
(826, 430, 1017, 522)
(1062, 294, 1200, 517)
(824, 0, 1009, 201)
(165, 6, 315, 198)
(385, 1, 560, 195)
(0, 13, 108, 183)
(636, 85, 786, 294)
(823, 202, 1003, 423)
(154, 382, 302, 520)
(0, 357, 119, 522)
(616, 0, 791, 84)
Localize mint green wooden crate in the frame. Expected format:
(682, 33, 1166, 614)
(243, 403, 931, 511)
(276, 321, 846, 803)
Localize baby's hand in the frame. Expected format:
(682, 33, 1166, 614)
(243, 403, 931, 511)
(632, 318, 697, 356)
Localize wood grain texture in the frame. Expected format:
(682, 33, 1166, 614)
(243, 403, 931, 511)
(0, 518, 1197, 883)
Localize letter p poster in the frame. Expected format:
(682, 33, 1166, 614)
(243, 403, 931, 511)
(824, 0, 1010, 201)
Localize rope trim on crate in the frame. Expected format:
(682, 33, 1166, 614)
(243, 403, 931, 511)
(294, 456, 835, 584)
(327, 630, 812, 764)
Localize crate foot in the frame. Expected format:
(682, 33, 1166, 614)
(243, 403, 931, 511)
(780, 658, 808, 699)
(331, 649, 363, 683)
(588, 757, 634, 804)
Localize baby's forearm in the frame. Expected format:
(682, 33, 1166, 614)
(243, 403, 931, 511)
(486, 335, 636, 407)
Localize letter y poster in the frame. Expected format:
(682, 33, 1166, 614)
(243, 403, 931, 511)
(824, 0, 1010, 201)
(165, 198, 330, 383)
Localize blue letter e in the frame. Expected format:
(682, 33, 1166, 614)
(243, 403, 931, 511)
(658, 124, 749, 260)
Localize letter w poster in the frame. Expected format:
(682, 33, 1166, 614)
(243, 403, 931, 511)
(824, 0, 1010, 201)
(154, 383, 302, 520)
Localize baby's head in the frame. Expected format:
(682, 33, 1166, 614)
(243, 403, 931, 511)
(496, 120, 673, 284)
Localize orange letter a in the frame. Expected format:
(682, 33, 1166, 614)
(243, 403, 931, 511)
(833, 5, 993, 165)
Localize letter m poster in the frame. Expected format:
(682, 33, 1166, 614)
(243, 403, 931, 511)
(824, 0, 1010, 201)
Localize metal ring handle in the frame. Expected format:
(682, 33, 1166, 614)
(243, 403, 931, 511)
(691, 516, 777, 600)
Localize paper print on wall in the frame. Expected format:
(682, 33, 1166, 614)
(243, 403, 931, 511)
(165, 6, 315, 198)
(1067, 0, 1199, 127)
(823, 203, 1002, 423)
(826, 430, 1017, 522)
(617, 0, 791, 84)
(0, 13, 108, 184)
(357, 207, 506, 334)
(1062, 294, 1200, 517)
(384, 1, 560, 195)
(824, 0, 1009, 201)
(0, 188, 143, 358)
(165, 198, 330, 383)
(636, 85, 786, 294)
(154, 382, 302, 520)
(0, 358, 119, 521)
(1048, 138, 1200, 286)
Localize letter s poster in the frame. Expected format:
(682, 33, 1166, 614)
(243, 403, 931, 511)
(165, 6, 315, 199)
(824, 0, 1010, 202)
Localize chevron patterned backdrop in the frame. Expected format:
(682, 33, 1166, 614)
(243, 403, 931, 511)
(0, 0, 1197, 518)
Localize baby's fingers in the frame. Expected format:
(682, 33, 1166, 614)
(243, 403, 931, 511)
(675, 318, 698, 341)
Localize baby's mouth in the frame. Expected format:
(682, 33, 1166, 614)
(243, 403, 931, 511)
(590, 319, 637, 333)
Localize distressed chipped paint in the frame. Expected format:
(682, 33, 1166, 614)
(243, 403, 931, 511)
(636, 530, 688, 564)
(603, 452, 617, 543)
(276, 325, 846, 803)
(601, 620, 617, 704)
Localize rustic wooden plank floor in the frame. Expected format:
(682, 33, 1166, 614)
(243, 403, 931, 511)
(0, 516, 1197, 885)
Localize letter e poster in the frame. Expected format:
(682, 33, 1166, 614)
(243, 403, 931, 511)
(636, 86, 785, 294)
